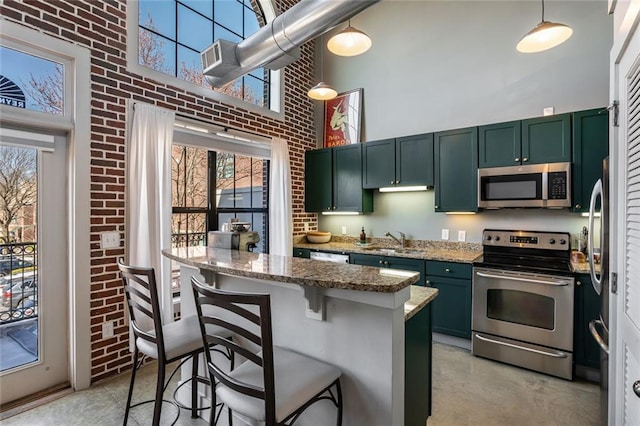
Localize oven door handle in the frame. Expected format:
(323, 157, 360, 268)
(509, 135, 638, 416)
(475, 271, 568, 286)
(475, 334, 569, 358)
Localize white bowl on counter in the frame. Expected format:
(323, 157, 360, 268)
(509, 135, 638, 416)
(306, 231, 331, 244)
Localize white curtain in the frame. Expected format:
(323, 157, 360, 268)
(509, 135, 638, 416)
(269, 137, 292, 256)
(127, 103, 175, 324)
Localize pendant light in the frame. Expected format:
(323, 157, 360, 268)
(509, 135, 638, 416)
(308, 41, 337, 100)
(327, 20, 372, 57)
(516, 0, 573, 53)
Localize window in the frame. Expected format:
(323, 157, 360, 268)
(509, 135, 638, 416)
(171, 145, 269, 253)
(138, 0, 269, 108)
(0, 46, 63, 115)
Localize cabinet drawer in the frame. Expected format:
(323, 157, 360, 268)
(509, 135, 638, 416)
(293, 248, 311, 258)
(425, 261, 471, 279)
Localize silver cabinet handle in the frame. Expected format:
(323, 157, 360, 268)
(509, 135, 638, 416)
(445, 268, 451, 273)
(515, 157, 520, 162)
(378, 260, 383, 264)
(634, 381, 640, 398)
(390, 180, 394, 184)
(523, 157, 528, 162)
(475, 271, 568, 286)
(475, 334, 568, 358)
(589, 319, 609, 354)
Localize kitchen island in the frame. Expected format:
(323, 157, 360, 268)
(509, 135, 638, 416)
(164, 246, 437, 425)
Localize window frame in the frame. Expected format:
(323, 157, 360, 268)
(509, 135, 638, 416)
(126, 0, 284, 119)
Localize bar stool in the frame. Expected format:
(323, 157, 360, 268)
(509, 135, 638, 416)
(191, 276, 343, 426)
(117, 259, 230, 426)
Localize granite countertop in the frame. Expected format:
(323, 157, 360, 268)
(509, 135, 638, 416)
(163, 246, 419, 293)
(572, 261, 601, 275)
(293, 240, 482, 264)
(404, 285, 438, 321)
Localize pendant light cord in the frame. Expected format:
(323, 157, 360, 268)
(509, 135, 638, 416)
(541, 0, 545, 21)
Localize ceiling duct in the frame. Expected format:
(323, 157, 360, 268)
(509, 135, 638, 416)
(201, 0, 380, 87)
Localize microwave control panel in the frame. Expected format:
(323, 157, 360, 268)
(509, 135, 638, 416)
(548, 171, 568, 200)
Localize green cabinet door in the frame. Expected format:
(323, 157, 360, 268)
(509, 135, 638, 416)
(304, 149, 332, 212)
(386, 256, 427, 286)
(396, 133, 434, 187)
(434, 127, 478, 212)
(478, 121, 522, 168)
(405, 303, 432, 425)
(362, 139, 396, 189)
(426, 275, 471, 338)
(572, 108, 609, 212)
(333, 144, 373, 212)
(574, 275, 602, 369)
(522, 113, 572, 164)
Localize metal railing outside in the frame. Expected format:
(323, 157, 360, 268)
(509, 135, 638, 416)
(0, 242, 38, 324)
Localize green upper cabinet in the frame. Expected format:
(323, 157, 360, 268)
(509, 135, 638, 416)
(362, 134, 434, 189)
(362, 139, 396, 188)
(396, 134, 434, 187)
(333, 144, 373, 212)
(478, 121, 521, 168)
(521, 113, 572, 164)
(434, 127, 478, 212)
(304, 145, 373, 213)
(304, 149, 332, 212)
(572, 108, 609, 212)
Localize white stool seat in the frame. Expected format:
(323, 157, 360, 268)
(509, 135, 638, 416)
(217, 346, 341, 422)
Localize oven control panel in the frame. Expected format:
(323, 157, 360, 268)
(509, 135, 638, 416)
(482, 230, 570, 251)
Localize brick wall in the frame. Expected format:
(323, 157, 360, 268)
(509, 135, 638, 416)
(1, 0, 318, 382)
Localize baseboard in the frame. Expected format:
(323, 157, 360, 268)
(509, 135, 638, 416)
(433, 333, 472, 351)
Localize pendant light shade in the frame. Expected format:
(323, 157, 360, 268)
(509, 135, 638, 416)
(517, 0, 573, 53)
(327, 22, 372, 57)
(307, 82, 338, 100)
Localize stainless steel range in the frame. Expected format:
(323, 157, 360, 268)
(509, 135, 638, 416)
(472, 229, 575, 380)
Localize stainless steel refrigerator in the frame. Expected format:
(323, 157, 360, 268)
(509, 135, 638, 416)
(588, 156, 609, 424)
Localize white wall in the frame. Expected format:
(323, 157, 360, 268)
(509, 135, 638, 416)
(316, 0, 612, 243)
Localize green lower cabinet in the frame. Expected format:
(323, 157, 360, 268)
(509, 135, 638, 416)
(425, 261, 472, 339)
(292, 248, 310, 258)
(574, 274, 601, 369)
(350, 253, 426, 285)
(405, 303, 432, 425)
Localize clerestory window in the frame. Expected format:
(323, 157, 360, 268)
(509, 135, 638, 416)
(138, 0, 270, 108)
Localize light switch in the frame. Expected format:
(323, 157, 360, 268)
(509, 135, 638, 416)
(458, 230, 466, 242)
(441, 229, 449, 240)
(101, 231, 120, 249)
(341, 226, 347, 235)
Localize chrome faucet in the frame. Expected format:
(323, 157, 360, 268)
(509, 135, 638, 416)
(385, 231, 406, 248)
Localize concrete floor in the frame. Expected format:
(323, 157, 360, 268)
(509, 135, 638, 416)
(2, 342, 601, 425)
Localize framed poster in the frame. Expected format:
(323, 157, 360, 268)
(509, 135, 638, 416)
(323, 88, 362, 148)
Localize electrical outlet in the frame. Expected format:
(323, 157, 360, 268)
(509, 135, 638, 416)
(102, 321, 114, 338)
(341, 226, 347, 235)
(441, 229, 449, 240)
(543, 106, 555, 116)
(304, 222, 309, 232)
(458, 230, 466, 242)
(100, 231, 120, 249)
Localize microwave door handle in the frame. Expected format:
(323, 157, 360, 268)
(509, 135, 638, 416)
(475, 271, 568, 286)
(588, 179, 603, 295)
(542, 171, 548, 201)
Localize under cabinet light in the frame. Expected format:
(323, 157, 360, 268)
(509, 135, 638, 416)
(445, 212, 477, 215)
(321, 211, 361, 216)
(379, 185, 428, 193)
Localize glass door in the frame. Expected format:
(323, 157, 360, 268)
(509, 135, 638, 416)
(0, 130, 68, 404)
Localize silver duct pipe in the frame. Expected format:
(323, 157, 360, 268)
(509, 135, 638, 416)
(202, 0, 380, 87)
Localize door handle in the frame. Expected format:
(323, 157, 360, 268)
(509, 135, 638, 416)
(475, 334, 568, 358)
(589, 319, 610, 354)
(588, 179, 603, 295)
(634, 381, 640, 398)
(475, 271, 568, 286)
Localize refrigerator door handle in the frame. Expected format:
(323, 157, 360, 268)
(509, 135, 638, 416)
(588, 179, 603, 295)
(589, 319, 609, 354)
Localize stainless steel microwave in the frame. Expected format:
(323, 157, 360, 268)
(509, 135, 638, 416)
(478, 162, 571, 208)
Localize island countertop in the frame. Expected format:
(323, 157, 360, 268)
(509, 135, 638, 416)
(163, 246, 419, 293)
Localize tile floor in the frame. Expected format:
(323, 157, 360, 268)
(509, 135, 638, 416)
(2, 343, 601, 425)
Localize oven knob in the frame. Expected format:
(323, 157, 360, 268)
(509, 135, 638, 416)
(486, 235, 492, 241)
(549, 238, 556, 244)
(560, 239, 566, 245)
(494, 236, 500, 241)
